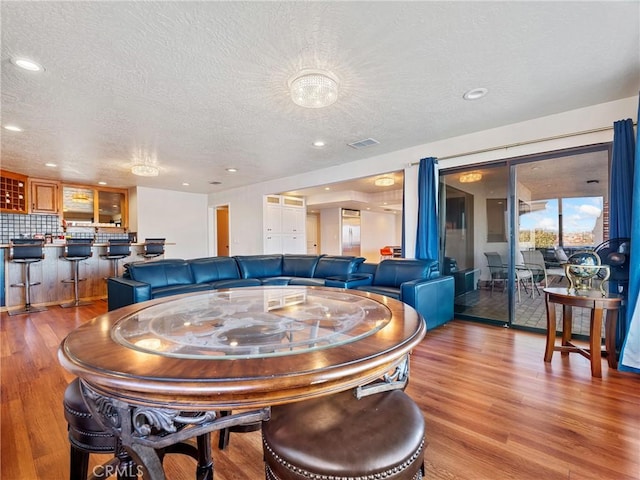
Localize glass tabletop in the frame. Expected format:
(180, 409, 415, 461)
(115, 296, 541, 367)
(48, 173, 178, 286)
(112, 287, 391, 359)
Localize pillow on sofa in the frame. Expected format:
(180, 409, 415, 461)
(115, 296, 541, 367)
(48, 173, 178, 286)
(314, 256, 366, 279)
(189, 257, 241, 284)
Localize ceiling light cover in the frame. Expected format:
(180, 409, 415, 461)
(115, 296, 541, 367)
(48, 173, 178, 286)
(11, 57, 44, 72)
(289, 69, 339, 108)
(131, 152, 160, 177)
(459, 172, 482, 183)
(374, 177, 395, 187)
(463, 87, 488, 100)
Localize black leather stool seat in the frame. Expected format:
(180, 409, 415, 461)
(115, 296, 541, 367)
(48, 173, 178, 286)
(63, 378, 213, 480)
(64, 377, 117, 453)
(262, 389, 425, 480)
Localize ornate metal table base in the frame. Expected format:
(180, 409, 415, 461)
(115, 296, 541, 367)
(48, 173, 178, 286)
(80, 381, 271, 480)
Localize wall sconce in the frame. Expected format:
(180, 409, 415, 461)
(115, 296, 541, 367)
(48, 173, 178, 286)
(459, 172, 482, 183)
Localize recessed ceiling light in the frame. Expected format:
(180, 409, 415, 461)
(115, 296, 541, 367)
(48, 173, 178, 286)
(46, 163, 57, 168)
(11, 57, 44, 72)
(226, 168, 237, 173)
(463, 87, 488, 100)
(324, 187, 331, 191)
(98, 181, 107, 185)
(182, 182, 190, 186)
(4, 125, 23, 132)
(312, 140, 326, 148)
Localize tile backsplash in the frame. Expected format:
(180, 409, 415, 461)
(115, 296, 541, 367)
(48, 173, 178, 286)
(0, 213, 129, 244)
(0, 213, 62, 244)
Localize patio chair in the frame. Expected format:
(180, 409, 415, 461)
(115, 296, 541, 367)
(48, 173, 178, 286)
(521, 249, 566, 287)
(484, 252, 507, 295)
(485, 252, 536, 302)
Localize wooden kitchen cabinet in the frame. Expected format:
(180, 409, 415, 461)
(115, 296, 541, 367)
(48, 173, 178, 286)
(28, 178, 60, 214)
(0, 170, 28, 213)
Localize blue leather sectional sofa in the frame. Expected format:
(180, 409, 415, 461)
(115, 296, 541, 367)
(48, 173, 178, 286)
(107, 254, 454, 330)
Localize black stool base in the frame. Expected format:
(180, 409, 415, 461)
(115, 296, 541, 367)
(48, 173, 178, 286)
(8, 305, 47, 316)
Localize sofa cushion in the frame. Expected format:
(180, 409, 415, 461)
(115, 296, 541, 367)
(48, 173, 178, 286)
(152, 283, 212, 298)
(281, 255, 322, 278)
(260, 277, 292, 286)
(288, 277, 326, 286)
(373, 259, 435, 287)
(234, 255, 283, 279)
(189, 257, 241, 284)
(353, 285, 401, 300)
(128, 261, 194, 288)
(209, 278, 261, 289)
(314, 256, 365, 279)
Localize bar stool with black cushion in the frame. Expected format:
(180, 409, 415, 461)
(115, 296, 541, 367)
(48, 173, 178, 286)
(101, 239, 131, 278)
(8, 238, 47, 316)
(138, 238, 166, 261)
(60, 238, 94, 308)
(262, 389, 426, 480)
(63, 378, 213, 480)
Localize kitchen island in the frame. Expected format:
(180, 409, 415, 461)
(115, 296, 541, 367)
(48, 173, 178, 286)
(1, 242, 152, 312)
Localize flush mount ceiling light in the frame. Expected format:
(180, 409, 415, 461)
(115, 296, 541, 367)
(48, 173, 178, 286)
(463, 87, 488, 100)
(459, 172, 483, 183)
(131, 151, 160, 177)
(71, 192, 91, 203)
(288, 69, 339, 108)
(11, 57, 44, 72)
(374, 176, 395, 187)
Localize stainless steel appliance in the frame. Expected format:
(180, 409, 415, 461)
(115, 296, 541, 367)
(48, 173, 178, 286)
(341, 209, 361, 256)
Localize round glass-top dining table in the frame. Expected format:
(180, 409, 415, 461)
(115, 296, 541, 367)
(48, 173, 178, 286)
(58, 286, 426, 479)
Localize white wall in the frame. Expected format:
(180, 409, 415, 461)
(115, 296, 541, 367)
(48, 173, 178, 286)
(319, 208, 341, 255)
(361, 210, 398, 263)
(208, 97, 637, 256)
(134, 186, 209, 259)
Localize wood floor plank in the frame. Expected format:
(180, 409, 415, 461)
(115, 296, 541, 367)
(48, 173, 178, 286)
(1, 304, 638, 480)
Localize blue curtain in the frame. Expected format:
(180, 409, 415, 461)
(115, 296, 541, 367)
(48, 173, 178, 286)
(415, 157, 439, 261)
(609, 119, 636, 351)
(610, 119, 635, 239)
(619, 98, 640, 374)
(401, 178, 406, 257)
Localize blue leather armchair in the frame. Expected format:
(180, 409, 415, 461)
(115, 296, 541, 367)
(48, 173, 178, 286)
(350, 259, 454, 330)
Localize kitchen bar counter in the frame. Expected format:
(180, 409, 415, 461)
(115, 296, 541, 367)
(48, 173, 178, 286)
(1, 243, 154, 311)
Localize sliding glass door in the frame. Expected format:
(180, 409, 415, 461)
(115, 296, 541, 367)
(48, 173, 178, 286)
(440, 164, 510, 325)
(513, 149, 609, 334)
(440, 144, 610, 334)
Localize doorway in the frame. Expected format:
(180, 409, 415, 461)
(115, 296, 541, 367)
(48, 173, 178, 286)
(306, 213, 319, 254)
(216, 205, 230, 256)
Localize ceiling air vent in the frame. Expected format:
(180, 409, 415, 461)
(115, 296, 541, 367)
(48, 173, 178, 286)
(347, 138, 379, 149)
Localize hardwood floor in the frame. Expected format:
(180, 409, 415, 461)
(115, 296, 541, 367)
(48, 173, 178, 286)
(1, 301, 639, 480)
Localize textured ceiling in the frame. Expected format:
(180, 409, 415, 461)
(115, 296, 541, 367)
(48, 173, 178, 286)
(1, 1, 639, 195)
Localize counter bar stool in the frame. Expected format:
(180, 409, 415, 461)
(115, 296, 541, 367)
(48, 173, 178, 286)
(101, 238, 131, 278)
(60, 238, 94, 308)
(8, 238, 47, 316)
(138, 237, 166, 260)
(262, 389, 426, 480)
(63, 378, 213, 480)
